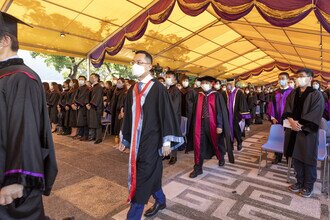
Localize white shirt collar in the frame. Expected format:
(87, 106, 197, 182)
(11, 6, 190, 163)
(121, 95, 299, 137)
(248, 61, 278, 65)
(140, 73, 153, 84)
(1, 55, 19, 62)
(230, 87, 236, 92)
(280, 85, 289, 90)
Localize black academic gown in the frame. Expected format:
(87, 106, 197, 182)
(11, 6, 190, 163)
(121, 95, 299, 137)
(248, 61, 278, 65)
(59, 89, 70, 128)
(167, 85, 182, 126)
(0, 58, 58, 219)
(282, 87, 324, 166)
(246, 92, 257, 119)
(87, 83, 104, 129)
(47, 91, 60, 124)
(222, 89, 250, 145)
(67, 89, 78, 127)
(114, 89, 127, 135)
(181, 86, 197, 151)
(121, 79, 183, 204)
(256, 91, 265, 115)
(111, 87, 126, 135)
(75, 85, 89, 127)
(194, 90, 232, 164)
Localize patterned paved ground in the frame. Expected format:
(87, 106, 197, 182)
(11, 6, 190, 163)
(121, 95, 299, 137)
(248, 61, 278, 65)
(44, 123, 329, 220)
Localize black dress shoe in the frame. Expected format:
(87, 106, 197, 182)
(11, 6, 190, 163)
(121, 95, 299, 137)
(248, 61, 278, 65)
(162, 155, 170, 161)
(189, 169, 203, 178)
(237, 144, 242, 151)
(168, 157, 177, 165)
(88, 137, 95, 141)
(144, 202, 166, 218)
(94, 139, 102, 144)
(218, 159, 225, 166)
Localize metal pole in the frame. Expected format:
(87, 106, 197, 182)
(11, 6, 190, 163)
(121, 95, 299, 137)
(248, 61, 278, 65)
(87, 55, 91, 80)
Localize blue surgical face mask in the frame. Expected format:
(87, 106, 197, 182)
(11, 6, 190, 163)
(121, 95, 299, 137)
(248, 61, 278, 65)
(279, 79, 287, 87)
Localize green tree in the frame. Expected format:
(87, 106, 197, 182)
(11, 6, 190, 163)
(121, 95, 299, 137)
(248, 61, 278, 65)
(30, 52, 133, 81)
(31, 52, 85, 79)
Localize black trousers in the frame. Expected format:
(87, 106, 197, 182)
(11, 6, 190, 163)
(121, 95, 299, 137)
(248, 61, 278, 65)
(195, 118, 224, 170)
(78, 126, 89, 138)
(0, 190, 46, 220)
(293, 158, 317, 191)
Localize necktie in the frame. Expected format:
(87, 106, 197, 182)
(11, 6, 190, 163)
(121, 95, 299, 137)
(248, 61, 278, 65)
(202, 95, 209, 118)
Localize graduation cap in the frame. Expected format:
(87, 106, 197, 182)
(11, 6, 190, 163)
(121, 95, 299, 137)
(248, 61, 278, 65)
(0, 12, 31, 38)
(199, 76, 216, 83)
(227, 78, 235, 83)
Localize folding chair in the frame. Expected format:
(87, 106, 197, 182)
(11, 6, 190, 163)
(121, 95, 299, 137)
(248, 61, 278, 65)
(258, 124, 284, 174)
(102, 113, 112, 141)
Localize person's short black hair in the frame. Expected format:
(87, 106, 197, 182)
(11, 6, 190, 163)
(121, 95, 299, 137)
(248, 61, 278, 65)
(181, 75, 189, 81)
(0, 33, 19, 52)
(90, 73, 100, 81)
(297, 68, 313, 77)
(78, 75, 86, 80)
(135, 50, 153, 64)
(279, 72, 289, 79)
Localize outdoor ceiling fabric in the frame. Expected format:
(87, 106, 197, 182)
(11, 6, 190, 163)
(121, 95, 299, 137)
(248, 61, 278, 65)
(90, 0, 330, 68)
(5, 0, 330, 84)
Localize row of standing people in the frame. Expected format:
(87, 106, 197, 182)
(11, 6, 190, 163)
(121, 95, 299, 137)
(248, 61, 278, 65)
(44, 75, 135, 144)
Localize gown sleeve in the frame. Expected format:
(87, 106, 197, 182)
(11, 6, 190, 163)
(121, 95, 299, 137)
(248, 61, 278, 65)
(159, 86, 184, 153)
(121, 89, 133, 148)
(2, 73, 57, 194)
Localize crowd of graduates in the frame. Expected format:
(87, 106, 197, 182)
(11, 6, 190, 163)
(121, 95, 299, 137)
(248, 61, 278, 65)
(43, 62, 329, 201)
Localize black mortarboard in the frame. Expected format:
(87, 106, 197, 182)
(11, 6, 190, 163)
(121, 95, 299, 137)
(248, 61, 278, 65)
(199, 76, 216, 82)
(0, 12, 31, 38)
(227, 78, 235, 83)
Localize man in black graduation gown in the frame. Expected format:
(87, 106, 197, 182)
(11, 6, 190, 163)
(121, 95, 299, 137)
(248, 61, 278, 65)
(283, 69, 324, 198)
(120, 50, 183, 219)
(110, 78, 127, 136)
(75, 76, 90, 141)
(223, 79, 250, 152)
(189, 76, 231, 178)
(256, 85, 266, 120)
(181, 75, 197, 153)
(86, 73, 104, 144)
(266, 72, 293, 164)
(0, 12, 57, 219)
(164, 71, 182, 165)
(244, 87, 257, 131)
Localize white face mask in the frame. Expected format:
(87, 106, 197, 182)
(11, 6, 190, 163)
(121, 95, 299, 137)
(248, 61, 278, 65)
(245, 90, 249, 94)
(214, 84, 221, 90)
(279, 79, 287, 87)
(182, 81, 189, 88)
(201, 84, 211, 92)
(289, 83, 295, 88)
(132, 64, 145, 77)
(227, 84, 232, 90)
(297, 77, 308, 88)
(78, 80, 85, 86)
(195, 81, 201, 87)
(313, 84, 319, 90)
(222, 87, 226, 91)
(165, 78, 173, 86)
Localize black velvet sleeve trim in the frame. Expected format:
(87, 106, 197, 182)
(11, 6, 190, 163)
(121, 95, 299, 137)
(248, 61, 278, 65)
(299, 118, 319, 132)
(3, 173, 45, 191)
(282, 112, 292, 120)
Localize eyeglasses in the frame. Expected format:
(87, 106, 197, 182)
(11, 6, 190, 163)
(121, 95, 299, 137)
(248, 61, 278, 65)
(130, 60, 150, 65)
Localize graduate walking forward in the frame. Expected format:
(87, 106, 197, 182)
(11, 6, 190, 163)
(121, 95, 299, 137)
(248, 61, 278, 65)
(189, 76, 232, 178)
(120, 51, 184, 220)
(283, 68, 324, 198)
(0, 12, 57, 219)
